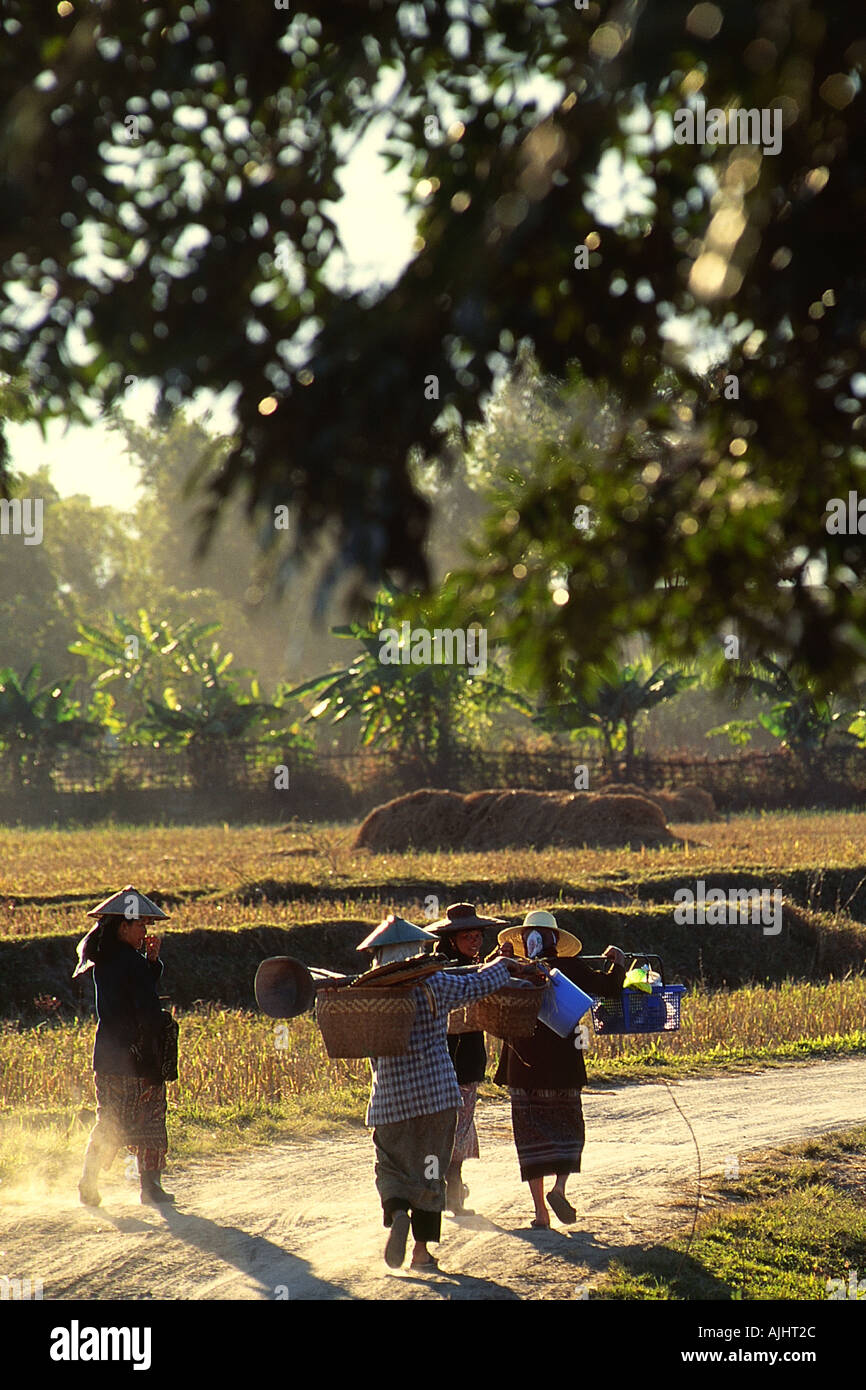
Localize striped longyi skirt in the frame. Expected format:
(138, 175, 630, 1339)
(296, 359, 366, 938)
(450, 1082, 480, 1165)
(508, 1088, 585, 1182)
(86, 1073, 168, 1173)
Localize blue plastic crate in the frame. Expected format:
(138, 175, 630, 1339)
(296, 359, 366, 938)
(591, 982, 686, 1035)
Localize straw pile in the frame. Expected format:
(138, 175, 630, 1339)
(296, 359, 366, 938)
(353, 788, 470, 852)
(354, 788, 677, 851)
(600, 781, 717, 822)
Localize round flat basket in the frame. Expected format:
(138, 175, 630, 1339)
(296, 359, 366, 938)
(468, 982, 547, 1040)
(316, 986, 417, 1058)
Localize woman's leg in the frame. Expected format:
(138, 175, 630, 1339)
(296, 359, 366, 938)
(79, 1074, 123, 1204)
(130, 1083, 173, 1203)
(409, 1207, 442, 1266)
(445, 1159, 464, 1211)
(528, 1176, 550, 1225)
(547, 1171, 578, 1223)
(546, 1092, 584, 1222)
(374, 1110, 456, 1266)
(447, 1082, 478, 1202)
(382, 1198, 411, 1267)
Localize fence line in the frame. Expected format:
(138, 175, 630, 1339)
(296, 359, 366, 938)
(4, 743, 866, 813)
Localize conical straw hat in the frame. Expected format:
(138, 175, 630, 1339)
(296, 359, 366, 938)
(87, 884, 169, 919)
(357, 913, 436, 952)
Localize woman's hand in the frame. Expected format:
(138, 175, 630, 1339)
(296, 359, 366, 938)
(485, 941, 513, 962)
(602, 944, 627, 969)
(144, 934, 161, 962)
(504, 958, 544, 981)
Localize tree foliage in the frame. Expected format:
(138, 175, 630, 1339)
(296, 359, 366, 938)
(1, 3, 865, 688)
(706, 655, 853, 764)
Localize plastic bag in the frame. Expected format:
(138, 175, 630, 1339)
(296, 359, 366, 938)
(622, 962, 652, 994)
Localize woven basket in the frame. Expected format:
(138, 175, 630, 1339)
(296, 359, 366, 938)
(447, 1004, 482, 1036)
(316, 986, 416, 1058)
(465, 982, 547, 1040)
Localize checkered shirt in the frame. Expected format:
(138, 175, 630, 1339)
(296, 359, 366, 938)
(365, 960, 511, 1127)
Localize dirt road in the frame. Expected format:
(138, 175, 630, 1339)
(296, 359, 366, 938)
(3, 1057, 864, 1301)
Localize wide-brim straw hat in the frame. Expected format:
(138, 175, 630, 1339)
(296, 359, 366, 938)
(497, 909, 582, 958)
(428, 902, 506, 935)
(87, 884, 169, 920)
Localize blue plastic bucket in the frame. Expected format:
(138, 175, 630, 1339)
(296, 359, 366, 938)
(537, 968, 595, 1037)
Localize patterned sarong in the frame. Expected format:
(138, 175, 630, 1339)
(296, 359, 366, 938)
(450, 1082, 480, 1165)
(84, 1073, 168, 1174)
(509, 1088, 584, 1182)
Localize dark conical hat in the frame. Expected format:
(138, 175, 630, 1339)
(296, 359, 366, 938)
(87, 884, 169, 920)
(357, 914, 436, 952)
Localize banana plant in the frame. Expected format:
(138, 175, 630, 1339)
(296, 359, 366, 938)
(285, 590, 529, 780)
(0, 665, 100, 791)
(535, 657, 696, 778)
(136, 656, 278, 788)
(707, 657, 850, 766)
(69, 610, 222, 715)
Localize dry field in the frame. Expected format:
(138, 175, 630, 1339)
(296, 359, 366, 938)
(2, 811, 866, 905)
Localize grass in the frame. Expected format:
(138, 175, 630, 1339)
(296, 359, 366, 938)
(592, 1125, 866, 1300)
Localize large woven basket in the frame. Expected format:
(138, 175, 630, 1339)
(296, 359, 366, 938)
(460, 982, 547, 1041)
(316, 986, 417, 1058)
(447, 1004, 481, 1036)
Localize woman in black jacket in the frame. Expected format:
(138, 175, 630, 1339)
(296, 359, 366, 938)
(431, 902, 506, 1215)
(494, 910, 626, 1229)
(73, 885, 175, 1208)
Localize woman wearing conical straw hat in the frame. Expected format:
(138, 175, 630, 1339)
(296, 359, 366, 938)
(493, 910, 626, 1229)
(73, 885, 176, 1208)
(358, 910, 539, 1272)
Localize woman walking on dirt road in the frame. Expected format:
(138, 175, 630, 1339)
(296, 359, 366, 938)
(430, 902, 506, 1215)
(73, 885, 176, 1208)
(494, 910, 626, 1229)
(359, 911, 540, 1272)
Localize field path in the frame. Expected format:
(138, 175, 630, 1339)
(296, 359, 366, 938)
(4, 1057, 865, 1301)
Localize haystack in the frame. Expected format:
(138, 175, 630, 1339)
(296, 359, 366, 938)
(554, 792, 673, 847)
(354, 788, 677, 852)
(464, 789, 565, 850)
(354, 788, 469, 851)
(677, 783, 717, 821)
(601, 781, 716, 822)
